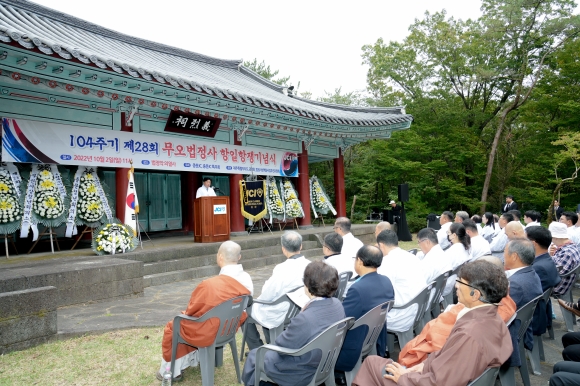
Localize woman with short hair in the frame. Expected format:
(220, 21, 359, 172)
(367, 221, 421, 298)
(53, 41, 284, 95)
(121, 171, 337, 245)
(242, 261, 345, 386)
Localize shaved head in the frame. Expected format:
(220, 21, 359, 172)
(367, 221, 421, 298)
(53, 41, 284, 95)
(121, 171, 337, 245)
(218, 241, 242, 263)
(505, 221, 525, 240)
(375, 221, 392, 236)
(477, 255, 503, 269)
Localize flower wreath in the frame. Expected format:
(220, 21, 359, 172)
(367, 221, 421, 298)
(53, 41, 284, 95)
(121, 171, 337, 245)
(0, 163, 25, 235)
(280, 179, 304, 219)
(265, 176, 285, 222)
(68, 167, 113, 231)
(92, 219, 138, 255)
(309, 176, 337, 218)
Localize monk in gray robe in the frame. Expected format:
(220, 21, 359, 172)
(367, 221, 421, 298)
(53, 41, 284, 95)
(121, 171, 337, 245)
(353, 260, 513, 386)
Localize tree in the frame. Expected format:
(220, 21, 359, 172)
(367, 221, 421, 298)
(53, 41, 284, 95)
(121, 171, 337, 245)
(547, 132, 580, 222)
(243, 59, 292, 86)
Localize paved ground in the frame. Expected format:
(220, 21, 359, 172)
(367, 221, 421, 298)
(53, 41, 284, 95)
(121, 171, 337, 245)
(56, 254, 580, 386)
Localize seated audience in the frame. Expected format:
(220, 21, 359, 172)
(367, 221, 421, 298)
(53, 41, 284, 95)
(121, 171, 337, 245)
(481, 211, 499, 242)
(549, 222, 580, 296)
(490, 213, 513, 259)
(323, 233, 354, 277)
(377, 230, 426, 333)
(526, 226, 561, 337)
(398, 255, 516, 368)
(352, 260, 513, 385)
(463, 219, 491, 261)
(503, 238, 543, 368)
(334, 246, 395, 384)
(524, 210, 542, 228)
(442, 222, 471, 297)
(242, 261, 345, 386)
(335, 217, 364, 258)
(436, 211, 454, 250)
(158, 241, 252, 381)
(560, 211, 580, 245)
(417, 228, 452, 284)
(245, 231, 310, 350)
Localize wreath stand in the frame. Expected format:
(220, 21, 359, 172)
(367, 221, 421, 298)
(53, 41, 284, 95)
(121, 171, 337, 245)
(276, 218, 299, 231)
(312, 213, 326, 227)
(70, 226, 93, 250)
(1, 233, 18, 258)
(28, 226, 60, 254)
(248, 218, 273, 235)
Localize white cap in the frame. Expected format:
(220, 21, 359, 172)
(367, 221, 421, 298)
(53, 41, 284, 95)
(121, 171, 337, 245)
(389, 200, 396, 204)
(549, 221, 569, 239)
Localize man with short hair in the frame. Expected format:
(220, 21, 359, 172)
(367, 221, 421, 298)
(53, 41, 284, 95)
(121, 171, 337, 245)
(490, 213, 514, 259)
(244, 231, 311, 349)
(503, 239, 543, 369)
(526, 226, 561, 340)
(436, 211, 454, 251)
(502, 195, 518, 213)
(158, 241, 251, 381)
(334, 245, 395, 378)
(417, 228, 452, 283)
(463, 219, 491, 261)
(195, 177, 216, 198)
(560, 211, 580, 245)
(334, 217, 364, 259)
(524, 210, 542, 228)
(454, 211, 469, 223)
(323, 233, 354, 277)
(549, 222, 580, 296)
(377, 230, 426, 332)
(471, 214, 484, 233)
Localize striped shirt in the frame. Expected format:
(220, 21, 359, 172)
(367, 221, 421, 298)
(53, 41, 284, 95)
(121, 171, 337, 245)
(552, 242, 580, 296)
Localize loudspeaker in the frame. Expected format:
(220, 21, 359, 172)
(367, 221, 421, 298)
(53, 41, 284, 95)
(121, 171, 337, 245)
(398, 184, 409, 202)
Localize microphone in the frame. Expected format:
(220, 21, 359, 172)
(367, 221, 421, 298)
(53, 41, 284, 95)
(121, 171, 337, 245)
(211, 186, 220, 191)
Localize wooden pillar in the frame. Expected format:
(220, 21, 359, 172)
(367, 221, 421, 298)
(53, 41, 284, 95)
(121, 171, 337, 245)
(297, 143, 312, 229)
(183, 172, 200, 233)
(230, 131, 246, 235)
(334, 149, 346, 217)
(115, 113, 132, 222)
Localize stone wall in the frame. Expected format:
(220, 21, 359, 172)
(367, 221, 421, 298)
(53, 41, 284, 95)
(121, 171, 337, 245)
(0, 286, 57, 354)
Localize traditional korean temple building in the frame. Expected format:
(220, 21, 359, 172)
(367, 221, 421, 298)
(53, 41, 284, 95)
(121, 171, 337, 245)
(0, 0, 412, 237)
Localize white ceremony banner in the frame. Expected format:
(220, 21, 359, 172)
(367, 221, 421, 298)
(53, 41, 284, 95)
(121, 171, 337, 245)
(1, 117, 299, 177)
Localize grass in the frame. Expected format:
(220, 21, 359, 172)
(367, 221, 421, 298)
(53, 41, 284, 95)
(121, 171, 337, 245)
(0, 328, 243, 386)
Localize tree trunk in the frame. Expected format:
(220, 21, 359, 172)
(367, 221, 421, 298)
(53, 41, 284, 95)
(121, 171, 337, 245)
(350, 195, 357, 220)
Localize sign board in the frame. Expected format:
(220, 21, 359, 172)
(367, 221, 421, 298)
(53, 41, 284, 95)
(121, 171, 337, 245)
(164, 110, 221, 138)
(1, 117, 299, 177)
(213, 204, 227, 215)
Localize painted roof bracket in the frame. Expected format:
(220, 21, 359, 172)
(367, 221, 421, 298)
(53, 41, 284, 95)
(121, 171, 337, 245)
(116, 101, 139, 127)
(301, 135, 315, 151)
(337, 138, 351, 153)
(233, 123, 250, 140)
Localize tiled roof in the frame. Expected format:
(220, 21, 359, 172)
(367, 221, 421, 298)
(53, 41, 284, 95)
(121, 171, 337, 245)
(0, 0, 412, 127)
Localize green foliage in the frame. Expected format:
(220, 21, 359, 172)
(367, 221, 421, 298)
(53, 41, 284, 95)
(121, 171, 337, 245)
(243, 59, 291, 86)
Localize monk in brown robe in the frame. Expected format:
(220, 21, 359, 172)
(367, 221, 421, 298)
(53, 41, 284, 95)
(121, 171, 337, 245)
(157, 241, 252, 381)
(353, 260, 513, 386)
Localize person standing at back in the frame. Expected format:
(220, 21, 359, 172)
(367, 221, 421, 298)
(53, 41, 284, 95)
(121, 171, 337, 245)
(502, 195, 518, 213)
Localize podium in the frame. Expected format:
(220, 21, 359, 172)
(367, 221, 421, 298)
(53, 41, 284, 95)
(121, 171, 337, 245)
(194, 196, 230, 243)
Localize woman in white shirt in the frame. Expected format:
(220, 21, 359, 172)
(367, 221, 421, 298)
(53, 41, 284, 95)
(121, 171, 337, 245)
(480, 212, 498, 243)
(443, 223, 471, 296)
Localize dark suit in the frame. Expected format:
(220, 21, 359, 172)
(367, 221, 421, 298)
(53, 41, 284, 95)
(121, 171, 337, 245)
(506, 266, 542, 367)
(555, 206, 564, 220)
(531, 252, 561, 335)
(242, 297, 345, 386)
(502, 201, 519, 213)
(335, 272, 395, 372)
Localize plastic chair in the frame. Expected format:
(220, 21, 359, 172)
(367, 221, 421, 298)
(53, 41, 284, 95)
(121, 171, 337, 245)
(505, 312, 517, 327)
(254, 317, 355, 386)
(498, 294, 542, 386)
(424, 270, 452, 327)
(344, 300, 395, 386)
(169, 295, 251, 386)
(467, 367, 500, 386)
(442, 263, 466, 308)
(334, 271, 353, 301)
(527, 287, 553, 375)
(387, 281, 436, 354)
(240, 285, 303, 358)
(553, 263, 580, 332)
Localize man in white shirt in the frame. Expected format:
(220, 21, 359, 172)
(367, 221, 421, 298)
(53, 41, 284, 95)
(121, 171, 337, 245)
(195, 177, 216, 198)
(334, 217, 364, 258)
(561, 211, 580, 246)
(436, 211, 454, 251)
(490, 213, 514, 259)
(417, 228, 452, 284)
(244, 231, 310, 349)
(323, 233, 354, 277)
(524, 210, 542, 228)
(463, 219, 491, 261)
(376, 229, 426, 332)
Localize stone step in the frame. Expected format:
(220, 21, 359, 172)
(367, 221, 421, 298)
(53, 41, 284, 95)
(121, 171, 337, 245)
(143, 248, 323, 287)
(142, 241, 319, 276)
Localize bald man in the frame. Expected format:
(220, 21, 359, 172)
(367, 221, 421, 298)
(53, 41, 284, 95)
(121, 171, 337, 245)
(374, 221, 392, 243)
(505, 221, 526, 240)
